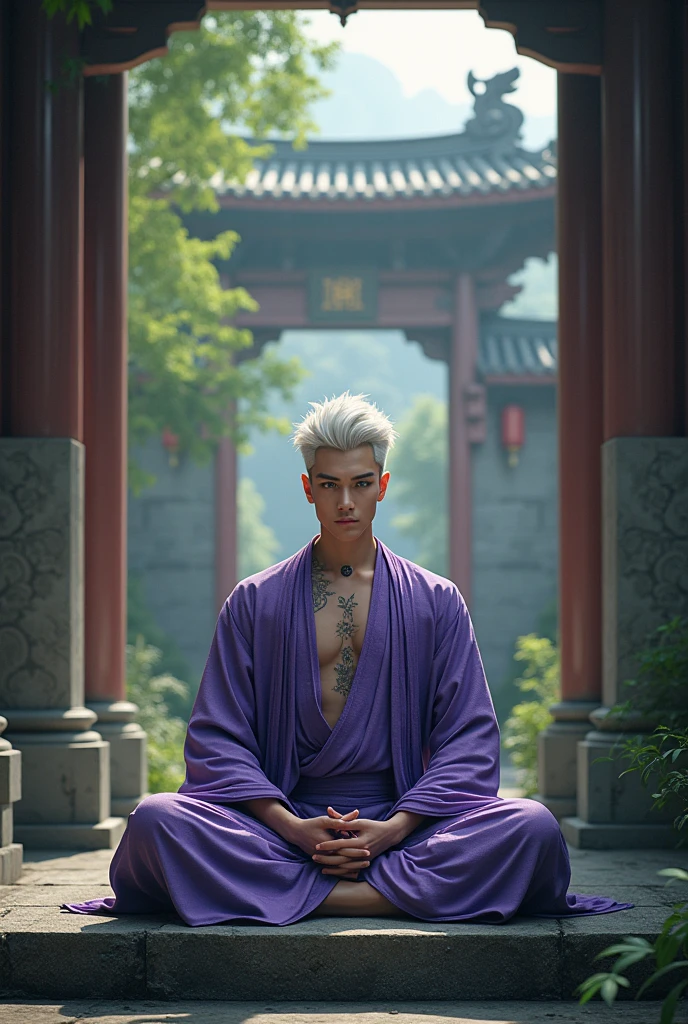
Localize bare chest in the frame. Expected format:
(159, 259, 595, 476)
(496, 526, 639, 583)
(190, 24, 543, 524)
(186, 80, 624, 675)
(312, 569, 373, 730)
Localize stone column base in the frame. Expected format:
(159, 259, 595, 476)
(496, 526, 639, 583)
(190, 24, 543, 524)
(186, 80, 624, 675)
(0, 718, 22, 882)
(9, 709, 125, 850)
(15, 817, 125, 850)
(535, 701, 599, 819)
(561, 817, 677, 849)
(562, 727, 680, 849)
(88, 700, 147, 817)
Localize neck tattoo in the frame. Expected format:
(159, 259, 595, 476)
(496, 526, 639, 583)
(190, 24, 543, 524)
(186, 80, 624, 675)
(340, 564, 353, 577)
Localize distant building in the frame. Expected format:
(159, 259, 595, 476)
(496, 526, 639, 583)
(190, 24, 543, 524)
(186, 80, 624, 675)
(129, 70, 559, 711)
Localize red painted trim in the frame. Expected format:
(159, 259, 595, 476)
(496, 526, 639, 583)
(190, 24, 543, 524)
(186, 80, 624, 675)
(216, 185, 556, 214)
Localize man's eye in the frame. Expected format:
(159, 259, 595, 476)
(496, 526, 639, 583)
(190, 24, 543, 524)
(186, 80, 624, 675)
(356, 481, 371, 488)
(321, 482, 335, 488)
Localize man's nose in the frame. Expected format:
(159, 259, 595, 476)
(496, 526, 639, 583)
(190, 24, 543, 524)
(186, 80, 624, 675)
(338, 489, 355, 508)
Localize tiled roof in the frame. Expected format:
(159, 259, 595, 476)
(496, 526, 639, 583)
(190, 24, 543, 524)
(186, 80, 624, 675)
(219, 136, 556, 204)
(479, 318, 557, 378)
(216, 69, 556, 205)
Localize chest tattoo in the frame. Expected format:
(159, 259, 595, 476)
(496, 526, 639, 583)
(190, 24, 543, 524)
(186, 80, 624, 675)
(333, 594, 359, 698)
(311, 556, 335, 613)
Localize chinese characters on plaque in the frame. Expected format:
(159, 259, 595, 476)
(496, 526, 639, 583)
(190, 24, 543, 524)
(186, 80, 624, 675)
(308, 270, 377, 323)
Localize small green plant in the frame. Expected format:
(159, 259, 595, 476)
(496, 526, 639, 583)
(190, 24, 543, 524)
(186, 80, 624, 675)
(42, 0, 112, 30)
(127, 638, 189, 793)
(576, 868, 688, 1024)
(502, 634, 560, 796)
(615, 618, 688, 832)
(578, 618, 688, 1023)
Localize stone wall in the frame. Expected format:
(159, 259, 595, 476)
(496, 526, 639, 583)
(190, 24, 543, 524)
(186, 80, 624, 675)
(128, 441, 216, 683)
(471, 386, 559, 717)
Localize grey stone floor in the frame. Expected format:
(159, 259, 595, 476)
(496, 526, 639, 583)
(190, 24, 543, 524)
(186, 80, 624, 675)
(0, 998, 683, 1023)
(1, 845, 687, 1010)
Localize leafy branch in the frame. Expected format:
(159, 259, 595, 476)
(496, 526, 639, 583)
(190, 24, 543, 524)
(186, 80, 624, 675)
(42, 0, 113, 31)
(577, 869, 688, 1024)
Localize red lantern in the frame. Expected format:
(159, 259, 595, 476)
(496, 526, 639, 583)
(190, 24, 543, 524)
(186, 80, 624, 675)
(501, 405, 525, 468)
(161, 427, 180, 468)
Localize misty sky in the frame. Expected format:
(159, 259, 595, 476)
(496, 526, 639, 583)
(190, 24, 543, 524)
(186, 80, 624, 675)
(304, 8, 556, 120)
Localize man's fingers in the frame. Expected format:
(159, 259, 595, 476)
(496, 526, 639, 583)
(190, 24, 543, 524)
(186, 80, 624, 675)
(327, 806, 359, 822)
(314, 849, 370, 864)
(316, 837, 368, 852)
(321, 863, 368, 876)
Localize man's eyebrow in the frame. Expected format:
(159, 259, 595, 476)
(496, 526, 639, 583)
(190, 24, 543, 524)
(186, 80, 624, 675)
(314, 471, 376, 481)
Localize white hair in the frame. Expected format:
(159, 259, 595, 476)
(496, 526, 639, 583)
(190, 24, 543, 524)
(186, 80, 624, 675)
(292, 392, 397, 472)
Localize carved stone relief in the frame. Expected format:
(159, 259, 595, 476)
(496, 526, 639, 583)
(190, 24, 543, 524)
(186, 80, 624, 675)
(0, 440, 84, 710)
(602, 437, 688, 706)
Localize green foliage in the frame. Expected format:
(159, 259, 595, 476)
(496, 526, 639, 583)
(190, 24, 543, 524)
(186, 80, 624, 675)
(621, 617, 688, 726)
(577, 868, 688, 1024)
(387, 395, 448, 575)
(492, 600, 558, 723)
(42, 0, 112, 30)
(127, 575, 195, 719)
(578, 621, 688, 1022)
(126, 13, 337, 488)
(127, 638, 189, 793)
(238, 477, 281, 580)
(502, 634, 560, 796)
(615, 619, 688, 833)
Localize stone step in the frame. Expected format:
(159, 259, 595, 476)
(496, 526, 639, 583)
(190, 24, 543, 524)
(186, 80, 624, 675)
(0, 846, 681, 1003)
(0, 999, 676, 1024)
(0, 896, 666, 1001)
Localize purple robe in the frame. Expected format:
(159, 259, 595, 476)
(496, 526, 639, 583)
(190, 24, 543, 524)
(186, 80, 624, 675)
(65, 540, 631, 925)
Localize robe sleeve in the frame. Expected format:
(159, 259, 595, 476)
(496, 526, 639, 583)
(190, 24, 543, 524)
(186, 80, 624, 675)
(178, 587, 290, 807)
(390, 585, 501, 818)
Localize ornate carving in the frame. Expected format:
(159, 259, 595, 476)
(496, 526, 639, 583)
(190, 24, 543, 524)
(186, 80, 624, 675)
(329, 1, 360, 26)
(465, 68, 524, 143)
(605, 439, 688, 699)
(0, 441, 84, 710)
(478, 1, 602, 75)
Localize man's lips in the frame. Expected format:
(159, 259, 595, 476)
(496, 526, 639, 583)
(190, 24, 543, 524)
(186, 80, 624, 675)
(335, 518, 358, 524)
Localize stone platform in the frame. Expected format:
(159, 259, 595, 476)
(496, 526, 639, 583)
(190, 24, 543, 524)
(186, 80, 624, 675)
(0, 846, 686, 1005)
(0, 999, 681, 1023)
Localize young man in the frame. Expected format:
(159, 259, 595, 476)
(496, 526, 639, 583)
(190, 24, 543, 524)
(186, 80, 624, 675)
(66, 393, 630, 925)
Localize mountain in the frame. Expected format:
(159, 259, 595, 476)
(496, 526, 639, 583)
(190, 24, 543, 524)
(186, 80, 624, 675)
(310, 51, 556, 150)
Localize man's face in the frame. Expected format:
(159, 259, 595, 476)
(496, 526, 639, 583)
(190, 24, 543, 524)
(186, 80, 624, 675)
(301, 445, 390, 543)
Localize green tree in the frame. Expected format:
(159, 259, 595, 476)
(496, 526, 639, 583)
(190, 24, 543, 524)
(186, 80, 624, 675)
(502, 634, 560, 796)
(387, 395, 448, 575)
(126, 13, 337, 489)
(238, 477, 281, 580)
(126, 639, 189, 793)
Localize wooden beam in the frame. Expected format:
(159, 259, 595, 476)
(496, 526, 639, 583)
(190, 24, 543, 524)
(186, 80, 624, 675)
(82, 1, 601, 77)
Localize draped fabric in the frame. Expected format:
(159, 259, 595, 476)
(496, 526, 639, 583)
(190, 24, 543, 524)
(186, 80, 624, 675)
(64, 540, 632, 925)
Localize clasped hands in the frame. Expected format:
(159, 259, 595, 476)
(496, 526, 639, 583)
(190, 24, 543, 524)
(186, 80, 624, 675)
(288, 806, 412, 881)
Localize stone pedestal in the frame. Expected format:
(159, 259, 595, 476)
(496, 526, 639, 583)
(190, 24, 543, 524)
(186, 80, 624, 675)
(0, 717, 23, 883)
(562, 437, 688, 848)
(536, 701, 598, 818)
(0, 439, 125, 849)
(88, 700, 147, 817)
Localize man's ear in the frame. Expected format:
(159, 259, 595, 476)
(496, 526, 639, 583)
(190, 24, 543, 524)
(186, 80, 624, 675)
(378, 471, 390, 502)
(302, 472, 315, 504)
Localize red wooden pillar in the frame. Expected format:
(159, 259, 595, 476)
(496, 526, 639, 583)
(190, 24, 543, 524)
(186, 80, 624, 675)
(602, 0, 680, 443)
(449, 274, 477, 603)
(2, 2, 124, 850)
(215, 431, 238, 611)
(9, 0, 83, 439)
(562, 0, 686, 848)
(84, 73, 146, 815)
(536, 74, 603, 817)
